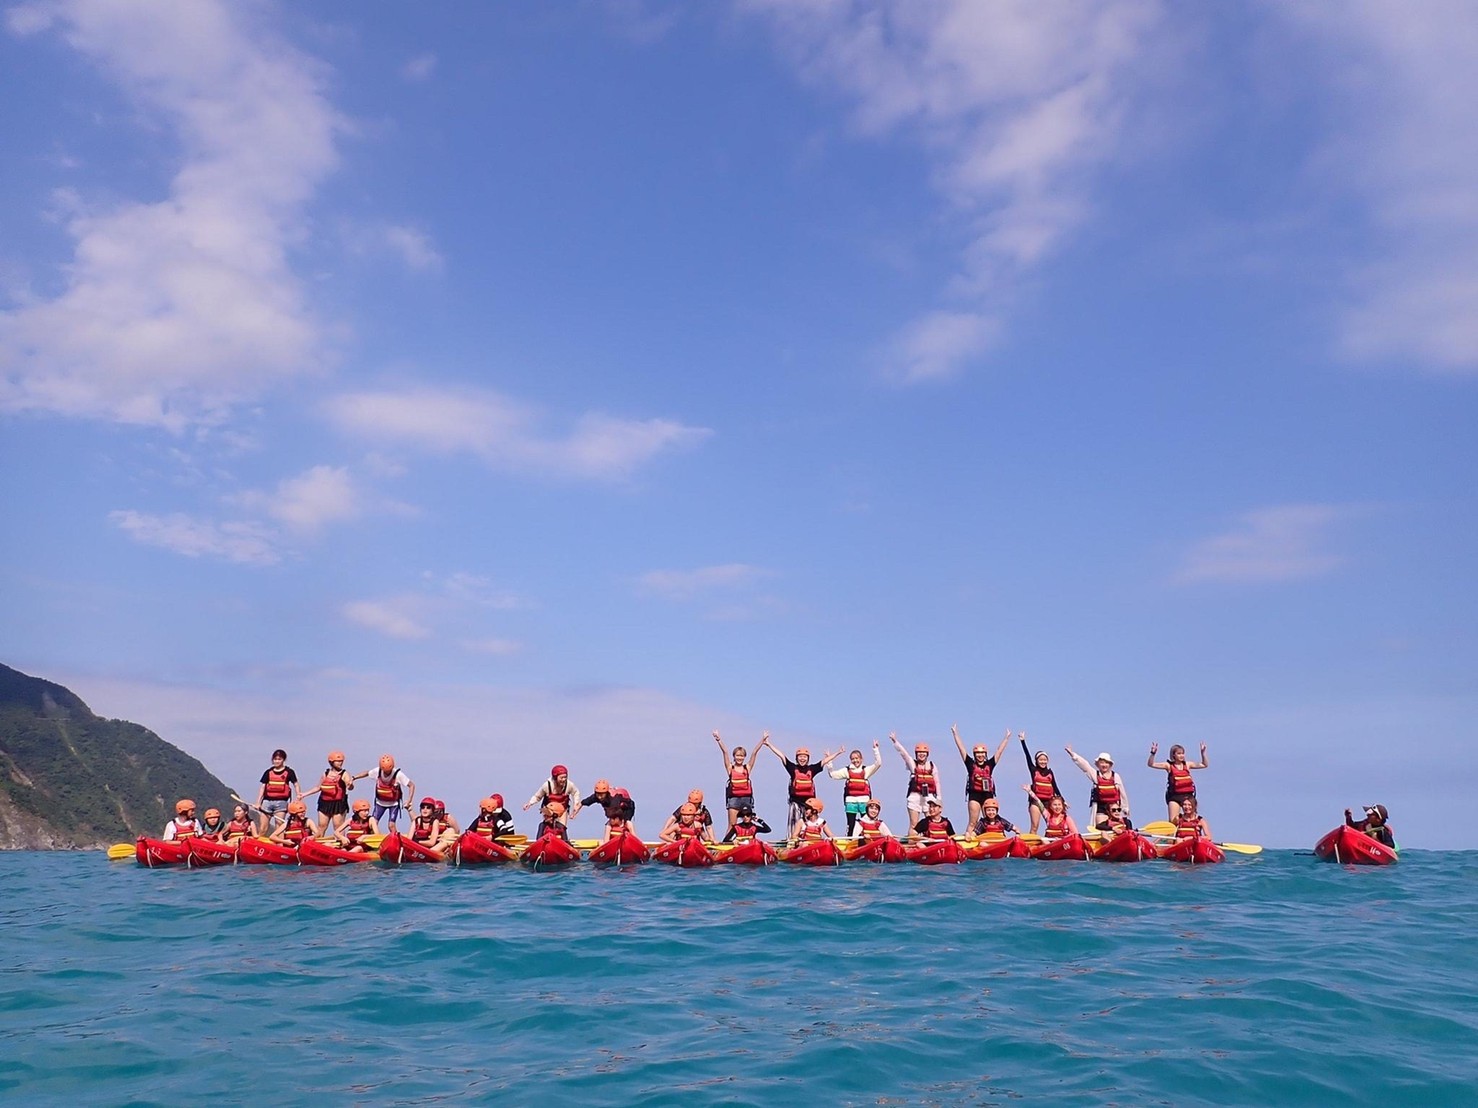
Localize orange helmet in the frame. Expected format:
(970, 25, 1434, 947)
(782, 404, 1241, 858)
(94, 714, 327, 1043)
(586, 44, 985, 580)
(914, 743, 929, 756)
(679, 802, 698, 817)
(594, 779, 611, 792)
(175, 799, 195, 815)
(352, 799, 371, 814)
(805, 798, 824, 813)
(203, 808, 221, 822)
(687, 789, 704, 804)
(328, 750, 345, 763)
(481, 796, 498, 811)
(288, 800, 307, 815)
(795, 747, 810, 758)
(972, 745, 987, 756)
(379, 754, 395, 771)
(545, 800, 566, 816)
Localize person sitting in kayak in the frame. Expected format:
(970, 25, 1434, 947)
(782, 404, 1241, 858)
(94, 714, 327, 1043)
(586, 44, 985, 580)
(1344, 804, 1394, 848)
(1041, 795, 1079, 840)
(524, 765, 580, 823)
(1147, 742, 1208, 823)
(534, 801, 571, 841)
(828, 741, 883, 836)
(370, 754, 414, 829)
(660, 802, 714, 844)
(335, 799, 379, 852)
(910, 797, 956, 842)
(162, 799, 202, 841)
(254, 748, 299, 835)
(1094, 803, 1134, 835)
(224, 804, 255, 842)
(600, 801, 639, 844)
(1172, 796, 1211, 840)
(967, 797, 1018, 840)
(407, 799, 443, 848)
(197, 807, 228, 841)
(889, 732, 942, 833)
(765, 742, 843, 833)
(853, 798, 895, 841)
(466, 795, 516, 839)
(714, 728, 769, 838)
(952, 724, 1012, 831)
(790, 798, 833, 844)
(724, 808, 773, 843)
(1064, 746, 1131, 831)
(270, 799, 314, 846)
(429, 798, 460, 852)
(298, 750, 366, 837)
(1020, 737, 1062, 835)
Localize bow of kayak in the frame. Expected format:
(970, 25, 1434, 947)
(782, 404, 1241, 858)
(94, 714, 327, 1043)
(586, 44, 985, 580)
(1313, 825, 1398, 865)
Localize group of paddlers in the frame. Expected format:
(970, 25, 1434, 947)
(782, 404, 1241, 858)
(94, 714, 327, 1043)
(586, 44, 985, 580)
(156, 727, 1228, 852)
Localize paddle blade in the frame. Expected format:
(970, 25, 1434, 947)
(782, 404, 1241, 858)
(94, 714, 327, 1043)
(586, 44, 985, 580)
(107, 842, 136, 860)
(1140, 821, 1176, 836)
(1219, 842, 1263, 855)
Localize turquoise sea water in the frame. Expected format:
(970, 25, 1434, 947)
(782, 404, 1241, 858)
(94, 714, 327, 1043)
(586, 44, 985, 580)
(4, 850, 1475, 1106)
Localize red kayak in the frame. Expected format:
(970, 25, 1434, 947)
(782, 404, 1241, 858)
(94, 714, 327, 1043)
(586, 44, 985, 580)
(720, 839, 779, 866)
(520, 832, 581, 868)
(588, 831, 650, 865)
(237, 838, 301, 865)
(1314, 825, 1398, 866)
(653, 836, 715, 867)
(135, 837, 191, 866)
(186, 837, 239, 866)
(1093, 831, 1159, 863)
(299, 837, 375, 866)
(1030, 833, 1091, 861)
(781, 839, 844, 866)
(843, 836, 907, 863)
(962, 836, 1030, 860)
(378, 831, 445, 864)
(1156, 835, 1225, 864)
(906, 838, 968, 865)
(454, 831, 519, 865)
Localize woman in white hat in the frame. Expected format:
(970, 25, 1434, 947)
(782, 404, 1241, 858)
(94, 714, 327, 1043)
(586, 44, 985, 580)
(1064, 745, 1131, 832)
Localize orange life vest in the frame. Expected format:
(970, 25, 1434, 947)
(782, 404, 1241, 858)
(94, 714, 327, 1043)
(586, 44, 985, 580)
(967, 759, 995, 794)
(922, 817, 951, 840)
(1093, 771, 1120, 807)
(280, 815, 310, 844)
(727, 764, 753, 798)
(1176, 815, 1203, 839)
(789, 765, 819, 800)
(844, 766, 871, 797)
(342, 815, 372, 844)
(1031, 768, 1057, 801)
(856, 816, 885, 839)
(374, 772, 402, 804)
(318, 768, 347, 802)
(909, 761, 939, 796)
(263, 766, 292, 801)
(1167, 763, 1196, 798)
(1045, 813, 1070, 839)
(799, 819, 827, 841)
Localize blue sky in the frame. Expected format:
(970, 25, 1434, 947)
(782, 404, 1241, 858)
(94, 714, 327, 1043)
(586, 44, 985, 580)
(2, 1, 1474, 848)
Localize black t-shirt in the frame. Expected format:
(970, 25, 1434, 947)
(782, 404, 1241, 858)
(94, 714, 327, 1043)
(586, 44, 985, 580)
(914, 816, 956, 836)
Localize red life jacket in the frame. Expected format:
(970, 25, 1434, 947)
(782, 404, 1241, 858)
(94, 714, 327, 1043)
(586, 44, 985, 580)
(1093, 771, 1120, 807)
(607, 817, 629, 836)
(1167, 764, 1196, 798)
(1045, 813, 1070, 838)
(225, 817, 253, 840)
(799, 819, 827, 841)
(909, 761, 939, 796)
(374, 772, 402, 804)
(263, 766, 292, 801)
(789, 765, 819, 800)
(967, 759, 995, 794)
(318, 768, 346, 802)
(342, 815, 372, 843)
(1103, 817, 1130, 835)
(1031, 768, 1056, 801)
(727, 764, 753, 798)
(200, 822, 225, 841)
(172, 818, 199, 838)
(856, 816, 885, 840)
(545, 780, 571, 807)
(844, 766, 872, 797)
(470, 813, 499, 838)
(734, 821, 759, 841)
(410, 815, 437, 843)
(976, 816, 1010, 835)
(1176, 815, 1202, 839)
(281, 815, 310, 844)
(923, 817, 951, 840)
(674, 821, 703, 840)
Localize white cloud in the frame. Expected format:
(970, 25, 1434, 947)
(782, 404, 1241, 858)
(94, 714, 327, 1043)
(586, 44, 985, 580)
(108, 509, 280, 565)
(0, 0, 340, 429)
(1175, 504, 1359, 585)
(745, 0, 1165, 382)
(341, 221, 444, 273)
(326, 386, 710, 480)
(1278, 4, 1478, 373)
(638, 563, 772, 601)
(342, 598, 432, 640)
(232, 464, 362, 534)
(400, 51, 437, 82)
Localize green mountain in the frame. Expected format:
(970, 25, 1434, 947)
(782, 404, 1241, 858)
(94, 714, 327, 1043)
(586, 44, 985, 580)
(0, 663, 235, 849)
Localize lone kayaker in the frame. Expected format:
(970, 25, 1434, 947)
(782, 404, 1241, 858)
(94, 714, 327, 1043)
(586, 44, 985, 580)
(1345, 804, 1395, 848)
(254, 749, 299, 835)
(888, 732, 942, 833)
(827, 742, 883, 836)
(910, 796, 956, 842)
(1064, 747, 1131, 831)
(967, 797, 1018, 840)
(370, 754, 414, 829)
(162, 799, 201, 841)
(765, 742, 843, 834)
(714, 729, 769, 838)
(952, 725, 1012, 832)
(1147, 742, 1208, 823)
(335, 799, 379, 852)
(524, 765, 580, 823)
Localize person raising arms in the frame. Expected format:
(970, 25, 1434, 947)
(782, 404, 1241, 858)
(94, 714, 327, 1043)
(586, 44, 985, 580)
(1064, 747, 1131, 831)
(765, 742, 843, 833)
(827, 741, 883, 836)
(1147, 742, 1208, 823)
(713, 729, 769, 838)
(1018, 733, 1061, 835)
(952, 725, 1012, 830)
(888, 732, 942, 834)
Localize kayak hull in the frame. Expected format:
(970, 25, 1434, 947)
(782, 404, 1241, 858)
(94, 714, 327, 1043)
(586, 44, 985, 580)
(906, 838, 968, 865)
(299, 837, 374, 866)
(781, 840, 844, 866)
(842, 836, 907, 863)
(1094, 831, 1159, 863)
(1156, 835, 1225, 864)
(1313, 825, 1398, 866)
(378, 831, 445, 864)
(186, 838, 239, 866)
(1030, 833, 1091, 861)
(237, 838, 301, 865)
(521, 832, 581, 868)
(454, 831, 519, 865)
(588, 831, 650, 866)
(136, 837, 191, 867)
(962, 836, 1030, 860)
(653, 836, 715, 867)
(719, 839, 778, 866)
